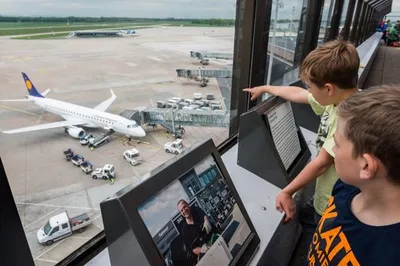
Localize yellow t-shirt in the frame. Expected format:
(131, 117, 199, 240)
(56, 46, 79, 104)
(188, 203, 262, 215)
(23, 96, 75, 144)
(307, 93, 338, 215)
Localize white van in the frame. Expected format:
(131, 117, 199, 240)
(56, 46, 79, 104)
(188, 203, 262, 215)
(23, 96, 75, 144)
(37, 211, 91, 245)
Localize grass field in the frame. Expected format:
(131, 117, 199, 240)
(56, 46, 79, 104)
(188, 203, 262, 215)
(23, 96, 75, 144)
(0, 21, 234, 39)
(0, 23, 162, 36)
(12, 33, 69, 40)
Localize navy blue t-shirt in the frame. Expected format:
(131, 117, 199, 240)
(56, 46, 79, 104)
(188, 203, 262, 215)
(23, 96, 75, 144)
(306, 179, 400, 266)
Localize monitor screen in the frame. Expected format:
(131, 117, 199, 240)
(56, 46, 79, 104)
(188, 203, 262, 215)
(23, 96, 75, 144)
(138, 154, 253, 266)
(264, 99, 302, 171)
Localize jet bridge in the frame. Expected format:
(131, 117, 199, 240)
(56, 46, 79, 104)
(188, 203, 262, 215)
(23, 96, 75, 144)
(176, 69, 232, 78)
(190, 51, 234, 60)
(120, 108, 230, 129)
(142, 108, 229, 128)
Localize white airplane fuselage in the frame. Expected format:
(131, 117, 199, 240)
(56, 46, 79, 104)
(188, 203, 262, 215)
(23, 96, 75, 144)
(30, 96, 146, 138)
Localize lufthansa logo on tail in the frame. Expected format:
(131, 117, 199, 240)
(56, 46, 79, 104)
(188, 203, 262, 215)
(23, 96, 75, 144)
(25, 80, 32, 90)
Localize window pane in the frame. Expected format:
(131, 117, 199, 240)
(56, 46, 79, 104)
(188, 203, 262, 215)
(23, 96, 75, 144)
(318, 0, 337, 45)
(0, 1, 237, 263)
(265, 0, 308, 87)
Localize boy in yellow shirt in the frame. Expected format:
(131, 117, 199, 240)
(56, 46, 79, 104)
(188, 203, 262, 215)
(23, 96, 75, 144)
(244, 39, 359, 222)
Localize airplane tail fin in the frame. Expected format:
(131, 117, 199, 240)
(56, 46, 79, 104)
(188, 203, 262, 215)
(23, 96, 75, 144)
(21, 72, 44, 98)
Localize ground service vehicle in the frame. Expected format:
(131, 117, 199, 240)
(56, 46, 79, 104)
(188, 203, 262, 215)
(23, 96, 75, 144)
(123, 148, 141, 166)
(92, 164, 115, 180)
(71, 154, 85, 166)
(63, 148, 74, 161)
(88, 131, 113, 149)
(80, 161, 93, 174)
(164, 139, 185, 154)
(37, 211, 92, 245)
(80, 133, 93, 145)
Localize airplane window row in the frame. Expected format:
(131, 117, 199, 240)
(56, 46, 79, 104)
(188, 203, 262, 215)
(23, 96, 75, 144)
(44, 104, 115, 125)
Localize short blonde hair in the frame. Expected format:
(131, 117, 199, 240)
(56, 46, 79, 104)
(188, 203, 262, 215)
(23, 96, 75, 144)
(300, 39, 360, 89)
(337, 85, 400, 184)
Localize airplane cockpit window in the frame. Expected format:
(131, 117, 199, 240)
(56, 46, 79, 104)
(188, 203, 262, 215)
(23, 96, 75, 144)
(127, 123, 138, 128)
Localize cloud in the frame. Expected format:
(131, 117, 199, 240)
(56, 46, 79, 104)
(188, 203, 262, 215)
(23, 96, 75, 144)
(0, 0, 236, 19)
(0, 0, 398, 19)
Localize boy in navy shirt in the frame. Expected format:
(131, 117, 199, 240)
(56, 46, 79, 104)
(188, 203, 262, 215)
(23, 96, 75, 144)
(307, 85, 400, 266)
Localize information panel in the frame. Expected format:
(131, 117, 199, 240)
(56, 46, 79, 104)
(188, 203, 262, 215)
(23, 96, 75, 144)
(266, 101, 301, 170)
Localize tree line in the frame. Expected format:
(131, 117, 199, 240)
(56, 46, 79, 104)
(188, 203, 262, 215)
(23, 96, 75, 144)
(0, 16, 236, 25)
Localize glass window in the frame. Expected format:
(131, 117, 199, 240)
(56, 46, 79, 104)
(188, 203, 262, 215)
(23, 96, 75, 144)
(51, 226, 60, 235)
(1, 0, 238, 263)
(265, 0, 308, 87)
(318, 0, 337, 45)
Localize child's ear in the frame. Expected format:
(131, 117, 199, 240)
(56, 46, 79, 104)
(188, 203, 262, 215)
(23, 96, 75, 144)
(325, 83, 335, 96)
(359, 154, 378, 180)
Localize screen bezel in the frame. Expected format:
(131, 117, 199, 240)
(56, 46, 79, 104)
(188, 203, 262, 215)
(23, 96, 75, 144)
(118, 138, 259, 265)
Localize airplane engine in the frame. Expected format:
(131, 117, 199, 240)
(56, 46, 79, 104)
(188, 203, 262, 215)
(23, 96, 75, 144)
(66, 127, 85, 139)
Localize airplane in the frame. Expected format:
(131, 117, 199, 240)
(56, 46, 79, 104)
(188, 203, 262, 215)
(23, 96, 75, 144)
(0, 72, 146, 139)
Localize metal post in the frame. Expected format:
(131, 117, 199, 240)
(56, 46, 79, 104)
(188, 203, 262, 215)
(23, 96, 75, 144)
(171, 108, 176, 136)
(283, 31, 287, 59)
(327, 0, 345, 40)
(324, 0, 336, 42)
(355, 1, 367, 45)
(349, 0, 362, 42)
(266, 0, 280, 86)
(342, 0, 356, 40)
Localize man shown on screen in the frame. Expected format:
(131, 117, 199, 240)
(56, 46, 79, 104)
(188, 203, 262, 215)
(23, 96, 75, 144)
(176, 199, 218, 265)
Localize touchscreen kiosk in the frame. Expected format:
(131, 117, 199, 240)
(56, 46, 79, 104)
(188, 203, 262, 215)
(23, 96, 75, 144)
(237, 96, 311, 189)
(101, 139, 260, 266)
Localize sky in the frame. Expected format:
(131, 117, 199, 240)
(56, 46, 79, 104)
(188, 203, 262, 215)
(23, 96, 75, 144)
(0, 0, 236, 19)
(138, 179, 189, 238)
(0, 0, 398, 20)
(137, 155, 216, 238)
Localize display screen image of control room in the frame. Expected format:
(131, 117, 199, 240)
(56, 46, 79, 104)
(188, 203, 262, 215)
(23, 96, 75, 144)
(138, 155, 252, 266)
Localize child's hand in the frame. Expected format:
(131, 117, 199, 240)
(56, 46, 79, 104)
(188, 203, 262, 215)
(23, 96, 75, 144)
(243, 86, 268, 101)
(275, 191, 296, 222)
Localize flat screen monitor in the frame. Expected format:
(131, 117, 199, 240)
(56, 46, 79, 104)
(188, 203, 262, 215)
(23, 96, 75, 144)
(101, 139, 260, 266)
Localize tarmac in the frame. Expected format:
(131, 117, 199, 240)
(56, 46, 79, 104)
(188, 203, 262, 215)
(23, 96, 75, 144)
(0, 26, 234, 265)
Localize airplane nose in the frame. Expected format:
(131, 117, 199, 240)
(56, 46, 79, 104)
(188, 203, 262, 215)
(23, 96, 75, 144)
(137, 127, 146, 137)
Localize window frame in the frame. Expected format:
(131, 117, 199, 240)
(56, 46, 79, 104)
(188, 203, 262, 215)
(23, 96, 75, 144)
(294, 0, 325, 66)
(3, 0, 394, 265)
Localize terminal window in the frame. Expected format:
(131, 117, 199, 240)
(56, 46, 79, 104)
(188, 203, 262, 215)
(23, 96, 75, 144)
(265, 100, 302, 170)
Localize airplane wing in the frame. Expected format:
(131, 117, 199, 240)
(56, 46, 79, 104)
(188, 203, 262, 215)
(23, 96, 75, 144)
(41, 89, 51, 97)
(0, 99, 32, 102)
(93, 89, 116, 112)
(0, 90, 50, 102)
(2, 120, 85, 134)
